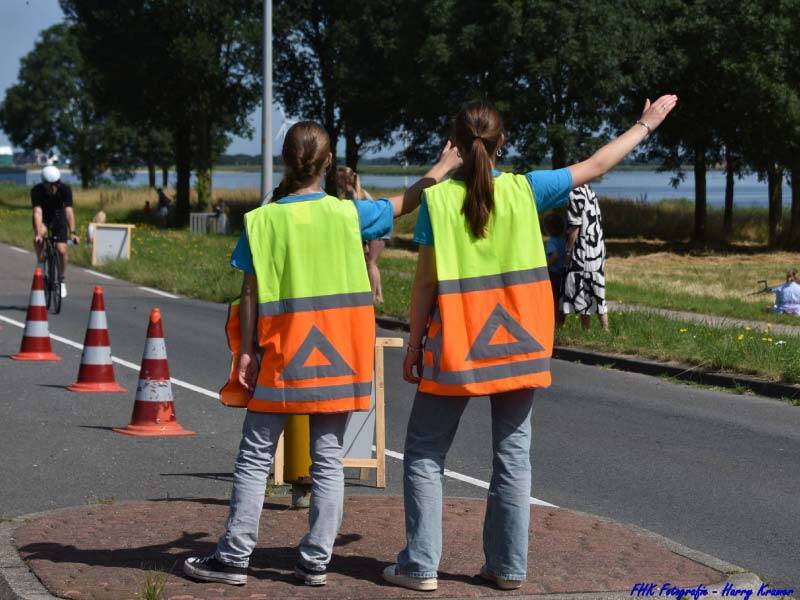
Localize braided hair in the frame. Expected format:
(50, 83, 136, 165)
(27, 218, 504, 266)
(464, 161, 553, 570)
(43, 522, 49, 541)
(271, 121, 332, 202)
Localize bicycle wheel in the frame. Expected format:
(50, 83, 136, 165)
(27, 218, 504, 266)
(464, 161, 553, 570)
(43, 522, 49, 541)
(51, 244, 62, 314)
(43, 241, 53, 310)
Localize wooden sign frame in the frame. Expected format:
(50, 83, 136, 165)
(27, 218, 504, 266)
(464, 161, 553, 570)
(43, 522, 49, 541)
(272, 336, 403, 489)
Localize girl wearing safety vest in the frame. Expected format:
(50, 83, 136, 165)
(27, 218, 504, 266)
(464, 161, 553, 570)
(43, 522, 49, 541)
(184, 122, 461, 587)
(383, 96, 677, 592)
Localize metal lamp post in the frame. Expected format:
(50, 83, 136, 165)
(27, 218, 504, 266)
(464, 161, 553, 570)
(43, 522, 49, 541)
(260, 0, 273, 202)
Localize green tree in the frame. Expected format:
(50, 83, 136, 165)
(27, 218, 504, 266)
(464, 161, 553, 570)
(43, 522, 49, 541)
(622, 0, 732, 243)
(61, 0, 262, 223)
(273, 0, 406, 191)
(511, 0, 645, 169)
(392, 0, 527, 163)
(729, 0, 796, 246)
(0, 24, 134, 188)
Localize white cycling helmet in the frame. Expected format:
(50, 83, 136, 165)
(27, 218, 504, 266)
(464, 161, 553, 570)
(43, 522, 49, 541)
(41, 165, 61, 183)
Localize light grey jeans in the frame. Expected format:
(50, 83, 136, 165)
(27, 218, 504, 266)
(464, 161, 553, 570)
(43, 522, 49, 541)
(397, 389, 534, 580)
(215, 410, 348, 569)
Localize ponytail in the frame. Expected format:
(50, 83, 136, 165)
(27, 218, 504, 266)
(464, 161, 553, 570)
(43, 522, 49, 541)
(462, 136, 495, 238)
(454, 101, 504, 239)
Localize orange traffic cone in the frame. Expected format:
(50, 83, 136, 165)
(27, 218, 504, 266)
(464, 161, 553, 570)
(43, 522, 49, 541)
(12, 268, 61, 361)
(67, 287, 126, 393)
(113, 308, 194, 436)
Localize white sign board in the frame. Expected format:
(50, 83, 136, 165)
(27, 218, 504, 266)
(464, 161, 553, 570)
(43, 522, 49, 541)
(343, 385, 377, 459)
(91, 224, 135, 266)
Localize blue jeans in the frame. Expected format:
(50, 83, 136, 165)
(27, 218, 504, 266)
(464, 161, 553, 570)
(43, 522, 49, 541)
(215, 410, 348, 569)
(397, 389, 534, 580)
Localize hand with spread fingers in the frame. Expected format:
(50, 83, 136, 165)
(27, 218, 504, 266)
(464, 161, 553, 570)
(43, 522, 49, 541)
(638, 94, 678, 132)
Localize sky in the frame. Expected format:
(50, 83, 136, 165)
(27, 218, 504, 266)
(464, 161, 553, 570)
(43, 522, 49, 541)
(0, 0, 373, 157)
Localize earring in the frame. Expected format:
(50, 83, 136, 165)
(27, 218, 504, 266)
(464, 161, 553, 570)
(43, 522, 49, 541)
(496, 149, 503, 157)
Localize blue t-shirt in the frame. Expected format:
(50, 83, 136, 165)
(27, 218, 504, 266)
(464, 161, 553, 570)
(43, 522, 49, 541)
(413, 168, 573, 245)
(545, 236, 566, 274)
(230, 191, 394, 274)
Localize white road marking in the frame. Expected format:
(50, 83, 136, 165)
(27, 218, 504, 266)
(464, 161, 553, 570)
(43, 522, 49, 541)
(383, 448, 557, 507)
(83, 268, 115, 280)
(138, 286, 179, 299)
(0, 314, 215, 399)
(11, 246, 30, 254)
(0, 312, 555, 504)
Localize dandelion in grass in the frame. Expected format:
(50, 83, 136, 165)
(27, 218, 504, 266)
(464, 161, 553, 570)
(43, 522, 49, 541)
(737, 334, 745, 342)
(679, 328, 688, 333)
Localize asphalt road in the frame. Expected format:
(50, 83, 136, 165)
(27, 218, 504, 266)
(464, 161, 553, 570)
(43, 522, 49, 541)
(0, 242, 798, 590)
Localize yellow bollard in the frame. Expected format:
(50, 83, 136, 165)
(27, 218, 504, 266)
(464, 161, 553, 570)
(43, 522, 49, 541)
(283, 414, 312, 483)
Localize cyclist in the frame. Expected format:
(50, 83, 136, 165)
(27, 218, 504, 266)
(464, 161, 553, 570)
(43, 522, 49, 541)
(31, 165, 79, 298)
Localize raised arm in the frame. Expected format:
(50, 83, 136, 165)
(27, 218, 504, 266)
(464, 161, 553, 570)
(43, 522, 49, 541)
(568, 95, 678, 188)
(389, 142, 463, 218)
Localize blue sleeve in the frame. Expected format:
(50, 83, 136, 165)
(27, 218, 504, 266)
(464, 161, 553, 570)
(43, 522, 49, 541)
(526, 168, 573, 212)
(545, 238, 556, 255)
(413, 195, 434, 245)
(230, 230, 255, 275)
(352, 198, 394, 241)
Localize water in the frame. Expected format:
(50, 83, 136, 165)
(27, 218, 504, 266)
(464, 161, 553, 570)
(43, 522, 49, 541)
(26, 168, 791, 208)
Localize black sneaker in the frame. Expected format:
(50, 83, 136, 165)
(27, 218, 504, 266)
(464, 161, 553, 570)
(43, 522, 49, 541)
(294, 561, 327, 586)
(183, 555, 247, 585)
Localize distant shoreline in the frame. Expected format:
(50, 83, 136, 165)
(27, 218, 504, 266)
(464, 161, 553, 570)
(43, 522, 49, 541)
(13, 163, 716, 176)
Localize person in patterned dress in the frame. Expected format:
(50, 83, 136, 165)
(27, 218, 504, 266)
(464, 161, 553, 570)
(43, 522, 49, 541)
(561, 184, 609, 331)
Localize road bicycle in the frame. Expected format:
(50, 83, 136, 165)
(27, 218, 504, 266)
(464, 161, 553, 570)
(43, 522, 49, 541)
(41, 234, 77, 314)
(41, 233, 63, 314)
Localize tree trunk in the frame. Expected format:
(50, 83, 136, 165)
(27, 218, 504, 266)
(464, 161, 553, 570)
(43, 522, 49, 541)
(196, 168, 212, 210)
(161, 166, 169, 188)
(551, 141, 566, 170)
(174, 123, 192, 227)
(147, 161, 156, 188)
(693, 146, 707, 242)
(79, 161, 91, 190)
(345, 127, 359, 170)
(324, 125, 340, 196)
(767, 163, 783, 246)
(723, 148, 734, 238)
(195, 117, 212, 210)
(791, 156, 800, 244)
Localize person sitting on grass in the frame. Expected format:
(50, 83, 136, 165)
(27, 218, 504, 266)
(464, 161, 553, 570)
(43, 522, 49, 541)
(771, 269, 800, 315)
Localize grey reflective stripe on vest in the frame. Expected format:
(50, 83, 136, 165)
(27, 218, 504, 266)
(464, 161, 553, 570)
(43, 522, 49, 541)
(258, 291, 374, 317)
(428, 357, 550, 386)
(437, 266, 550, 295)
(253, 381, 372, 402)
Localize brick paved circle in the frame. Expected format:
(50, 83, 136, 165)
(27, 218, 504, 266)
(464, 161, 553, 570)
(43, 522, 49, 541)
(13, 496, 725, 599)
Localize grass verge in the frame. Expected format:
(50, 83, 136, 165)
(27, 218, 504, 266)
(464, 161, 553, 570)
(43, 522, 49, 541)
(556, 312, 800, 385)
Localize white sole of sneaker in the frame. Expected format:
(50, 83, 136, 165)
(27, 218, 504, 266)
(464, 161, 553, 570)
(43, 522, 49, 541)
(294, 566, 327, 586)
(183, 560, 247, 586)
(382, 565, 438, 591)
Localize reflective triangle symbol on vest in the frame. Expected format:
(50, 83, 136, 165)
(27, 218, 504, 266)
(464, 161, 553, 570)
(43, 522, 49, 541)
(466, 304, 544, 361)
(281, 325, 355, 381)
